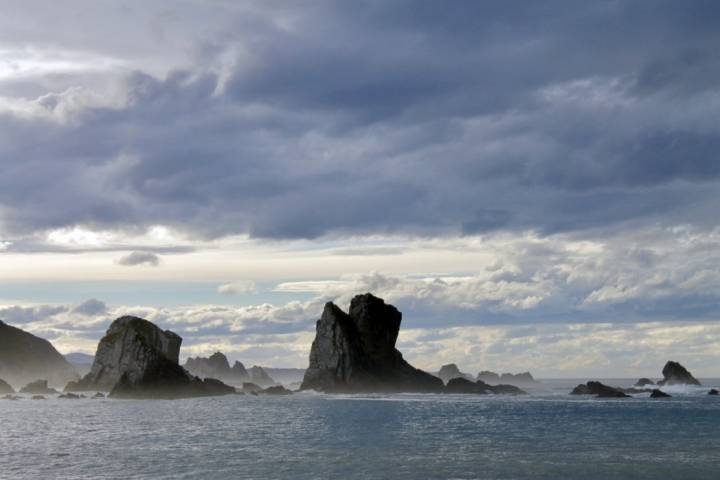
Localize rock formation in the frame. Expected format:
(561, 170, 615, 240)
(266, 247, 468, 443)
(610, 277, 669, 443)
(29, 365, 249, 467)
(184, 352, 248, 381)
(0, 320, 78, 388)
(650, 389, 671, 398)
(658, 361, 701, 386)
(300, 294, 444, 393)
(242, 382, 263, 393)
(477, 370, 538, 386)
(65, 316, 234, 398)
(20, 380, 59, 395)
(634, 378, 654, 387)
(444, 377, 526, 395)
(0, 378, 14, 394)
(261, 386, 292, 395)
(249, 366, 277, 387)
(708, 389, 719, 396)
(570, 381, 630, 398)
(437, 364, 473, 384)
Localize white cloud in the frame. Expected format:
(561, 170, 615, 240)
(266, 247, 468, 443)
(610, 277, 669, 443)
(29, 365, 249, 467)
(218, 280, 257, 295)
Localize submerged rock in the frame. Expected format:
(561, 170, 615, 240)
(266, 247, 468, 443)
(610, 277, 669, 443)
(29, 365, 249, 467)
(261, 386, 293, 395)
(658, 361, 701, 386)
(0, 378, 14, 394)
(570, 381, 630, 398)
(300, 294, 444, 393)
(650, 389, 671, 398)
(67, 316, 234, 399)
(20, 380, 59, 395)
(708, 389, 719, 396)
(634, 378, 655, 387)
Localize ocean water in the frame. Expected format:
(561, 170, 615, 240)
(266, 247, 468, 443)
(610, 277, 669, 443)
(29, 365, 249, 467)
(2, 379, 719, 480)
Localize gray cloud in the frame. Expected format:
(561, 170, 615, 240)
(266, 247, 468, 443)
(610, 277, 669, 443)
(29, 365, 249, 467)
(0, 1, 718, 242)
(117, 251, 160, 266)
(71, 298, 107, 316)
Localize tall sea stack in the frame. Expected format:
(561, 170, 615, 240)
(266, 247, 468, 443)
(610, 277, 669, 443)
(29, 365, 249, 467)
(300, 293, 443, 393)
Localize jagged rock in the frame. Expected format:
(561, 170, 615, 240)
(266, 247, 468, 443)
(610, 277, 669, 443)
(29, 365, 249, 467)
(300, 294, 444, 393)
(650, 389, 671, 398)
(445, 377, 490, 394)
(437, 364, 473, 384)
(20, 380, 59, 395)
(0, 378, 14, 394)
(477, 371, 501, 384)
(634, 378, 654, 387)
(657, 361, 701, 386)
(708, 389, 719, 396)
(65, 316, 182, 392)
(261, 386, 293, 395)
(0, 320, 78, 387)
(570, 381, 630, 398)
(31, 395, 46, 400)
(232, 361, 249, 378)
(67, 316, 234, 399)
(242, 382, 263, 393)
(58, 392, 81, 399)
(249, 366, 277, 387)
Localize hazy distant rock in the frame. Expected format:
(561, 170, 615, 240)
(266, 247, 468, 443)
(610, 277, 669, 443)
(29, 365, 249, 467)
(570, 381, 630, 398)
(0, 378, 14, 394)
(20, 380, 59, 395)
(708, 389, 719, 396)
(301, 294, 444, 393)
(634, 378, 655, 387)
(477, 371, 501, 384)
(249, 366, 277, 387)
(658, 361, 701, 386)
(477, 370, 538, 386)
(67, 316, 235, 399)
(650, 389, 671, 398)
(0, 320, 78, 388)
(437, 364, 473, 384)
(487, 382, 527, 395)
(261, 385, 293, 395)
(242, 382, 263, 393)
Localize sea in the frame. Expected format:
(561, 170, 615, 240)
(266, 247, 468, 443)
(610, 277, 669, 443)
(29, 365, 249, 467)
(2, 379, 719, 480)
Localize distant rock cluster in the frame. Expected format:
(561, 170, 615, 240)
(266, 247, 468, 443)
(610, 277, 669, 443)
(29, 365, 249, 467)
(184, 352, 277, 387)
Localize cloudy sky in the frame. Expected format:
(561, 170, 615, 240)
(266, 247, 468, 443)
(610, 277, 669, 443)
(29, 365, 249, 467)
(1, 0, 719, 377)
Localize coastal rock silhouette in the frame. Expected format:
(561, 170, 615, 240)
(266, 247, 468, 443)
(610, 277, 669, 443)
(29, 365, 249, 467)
(0, 378, 14, 394)
(66, 316, 234, 398)
(444, 377, 526, 395)
(0, 320, 78, 388)
(300, 293, 443, 393)
(570, 381, 630, 398)
(634, 378, 654, 387)
(437, 364, 473, 384)
(658, 361, 701, 386)
(650, 389, 671, 398)
(477, 370, 538, 386)
(19, 379, 58, 395)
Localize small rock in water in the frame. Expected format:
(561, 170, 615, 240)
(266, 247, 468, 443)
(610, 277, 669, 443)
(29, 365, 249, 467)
(657, 361, 701, 386)
(58, 393, 81, 399)
(708, 389, 719, 396)
(570, 381, 630, 398)
(261, 386, 292, 395)
(650, 389, 671, 398)
(93, 392, 105, 398)
(31, 395, 46, 400)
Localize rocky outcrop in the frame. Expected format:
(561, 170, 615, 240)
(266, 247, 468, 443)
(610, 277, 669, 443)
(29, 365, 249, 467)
(0, 320, 78, 388)
(66, 316, 234, 399)
(0, 378, 14, 394)
(20, 380, 59, 395)
(249, 366, 277, 387)
(184, 352, 250, 382)
(570, 381, 630, 398)
(437, 364, 473, 384)
(650, 389, 671, 398)
(634, 378, 654, 387)
(301, 294, 444, 393)
(477, 370, 538, 386)
(242, 382, 263, 393)
(261, 386, 292, 395)
(708, 389, 719, 396)
(658, 361, 701, 386)
(444, 377, 526, 395)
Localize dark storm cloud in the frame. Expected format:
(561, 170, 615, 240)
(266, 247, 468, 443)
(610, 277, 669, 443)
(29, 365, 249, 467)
(1, 0, 719, 241)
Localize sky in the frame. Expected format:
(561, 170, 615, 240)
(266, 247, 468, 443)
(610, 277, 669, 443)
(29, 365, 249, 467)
(1, 0, 719, 377)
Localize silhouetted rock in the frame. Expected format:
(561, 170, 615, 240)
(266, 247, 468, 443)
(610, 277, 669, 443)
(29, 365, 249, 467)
(249, 366, 277, 387)
(437, 364, 473, 384)
(570, 381, 630, 398)
(67, 316, 234, 399)
(242, 382, 263, 393)
(650, 389, 671, 398)
(444, 377, 490, 394)
(261, 386, 293, 395)
(499, 372, 538, 385)
(0, 320, 78, 387)
(58, 392, 81, 399)
(477, 371, 501, 384)
(708, 389, 719, 396)
(20, 380, 59, 395)
(658, 361, 701, 386)
(300, 294, 444, 393)
(488, 383, 527, 395)
(31, 395, 46, 400)
(634, 378, 654, 387)
(0, 378, 14, 394)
